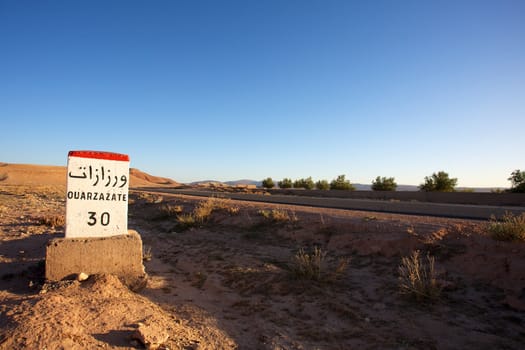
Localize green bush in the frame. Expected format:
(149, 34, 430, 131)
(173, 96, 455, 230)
(262, 177, 275, 189)
(278, 178, 293, 189)
(330, 174, 355, 191)
(508, 169, 525, 193)
(293, 177, 315, 190)
(419, 171, 457, 192)
(315, 179, 330, 190)
(371, 176, 397, 191)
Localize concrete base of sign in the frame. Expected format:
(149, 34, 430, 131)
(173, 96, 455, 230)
(45, 230, 147, 290)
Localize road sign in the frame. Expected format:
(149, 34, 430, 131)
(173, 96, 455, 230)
(65, 150, 130, 238)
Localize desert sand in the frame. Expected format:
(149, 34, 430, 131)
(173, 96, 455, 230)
(1, 163, 524, 349)
(0, 162, 179, 188)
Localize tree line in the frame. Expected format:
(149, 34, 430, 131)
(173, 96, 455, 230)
(261, 169, 525, 193)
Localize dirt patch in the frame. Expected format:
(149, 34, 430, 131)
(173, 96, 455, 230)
(1, 185, 525, 349)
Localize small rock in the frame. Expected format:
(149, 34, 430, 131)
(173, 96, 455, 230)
(132, 317, 169, 350)
(77, 272, 89, 282)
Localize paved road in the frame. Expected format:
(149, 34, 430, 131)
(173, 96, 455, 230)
(136, 188, 525, 220)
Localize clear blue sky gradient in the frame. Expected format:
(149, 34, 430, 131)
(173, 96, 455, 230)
(1, 1, 524, 187)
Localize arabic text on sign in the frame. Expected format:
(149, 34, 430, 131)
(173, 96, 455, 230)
(68, 165, 128, 188)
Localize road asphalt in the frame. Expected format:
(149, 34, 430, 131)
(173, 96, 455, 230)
(135, 188, 525, 220)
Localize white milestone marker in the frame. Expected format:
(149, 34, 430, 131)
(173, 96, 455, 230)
(65, 151, 130, 238)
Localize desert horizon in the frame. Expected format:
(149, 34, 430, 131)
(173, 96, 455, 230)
(1, 159, 525, 348)
(0, 161, 510, 192)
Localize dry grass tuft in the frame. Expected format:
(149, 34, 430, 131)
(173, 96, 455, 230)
(488, 212, 525, 242)
(136, 192, 163, 203)
(290, 247, 326, 281)
(143, 245, 153, 262)
(175, 197, 239, 229)
(176, 213, 198, 229)
(398, 250, 442, 301)
(38, 215, 65, 228)
(259, 208, 297, 223)
(289, 247, 349, 282)
(156, 204, 183, 219)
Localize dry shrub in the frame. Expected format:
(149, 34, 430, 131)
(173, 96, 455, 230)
(290, 247, 349, 282)
(192, 199, 215, 222)
(488, 212, 525, 242)
(176, 213, 197, 229)
(136, 192, 163, 203)
(157, 204, 183, 219)
(143, 245, 153, 262)
(226, 206, 240, 215)
(208, 197, 240, 215)
(398, 250, 442, 301)
(259, 209, 296, 223)
(291, 247, 326, 281)
(0, 173, 8, 182)
(38, 215, 65, 228)
(175, 197, 239, 229)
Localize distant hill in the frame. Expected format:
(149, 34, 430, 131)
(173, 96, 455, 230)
(0, 162, 180, 188)
(129, 168, 180, 187)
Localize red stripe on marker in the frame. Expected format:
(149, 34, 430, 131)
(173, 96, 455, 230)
(68, 150, 130, 162)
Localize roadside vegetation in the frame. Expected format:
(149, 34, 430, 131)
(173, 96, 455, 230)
(419, 171, 457, 192)
(262, 177, 275, 189)
(258, 208, 297, 223)
(488, 212, 525, 242)
(330, 174, 355, 190)
(156, 204, 184, 219)
(371, 176, 397, 191)
(289, 246, 349, 282)
(272, 175, 355, 190)
(508, 169, 525, 193)
(278, 178, 293, 189)
(262, 168, 522, 192)
(37, 214, 65, 228)
(398, 250, 442, 301)
(175, 197, 239, 230)
(315, 179, 330, 190)
(293, 177, 315, 190)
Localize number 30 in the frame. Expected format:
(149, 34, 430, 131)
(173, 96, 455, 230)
(87, 211, 110, 226)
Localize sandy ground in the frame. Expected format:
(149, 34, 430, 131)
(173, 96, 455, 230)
(1, 183, 525, 349)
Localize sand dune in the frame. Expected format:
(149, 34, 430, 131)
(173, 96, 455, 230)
(129, 168, 179, 187)
(0, 162, 179, 188)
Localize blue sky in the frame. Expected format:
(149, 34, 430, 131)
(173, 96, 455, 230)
(1, 0, 523, 187)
